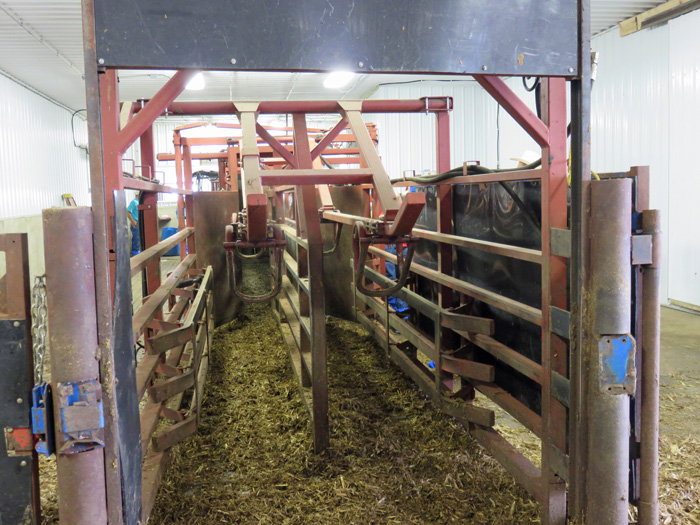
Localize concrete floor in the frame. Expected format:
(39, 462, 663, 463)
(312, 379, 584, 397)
(659, 306, 700, 439)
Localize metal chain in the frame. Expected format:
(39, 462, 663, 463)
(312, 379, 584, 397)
(31, 275, 48, 385)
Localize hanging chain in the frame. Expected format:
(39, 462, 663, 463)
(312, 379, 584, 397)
(31, 275, 48, 385)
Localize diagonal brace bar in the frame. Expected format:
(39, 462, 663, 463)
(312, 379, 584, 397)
(256, 123, 298, 168)
(117, 70, 199, 155)
(473, 75, 550, 148)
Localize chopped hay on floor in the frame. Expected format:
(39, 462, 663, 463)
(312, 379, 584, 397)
(149, 304, 539, 524)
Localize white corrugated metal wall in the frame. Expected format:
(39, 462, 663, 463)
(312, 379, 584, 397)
(591, 10, 700, 306)
(0, 72, 90, 219)
(667, 11, 700, 308)
(366, 80, 538, 180)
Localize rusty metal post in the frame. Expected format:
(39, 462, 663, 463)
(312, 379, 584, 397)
(43, 207, 108, 524)
(586, 179, 632, 525)
(638, 209, 661, 525)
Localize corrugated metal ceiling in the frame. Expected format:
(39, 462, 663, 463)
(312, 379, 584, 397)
(0, 0, 668, 111)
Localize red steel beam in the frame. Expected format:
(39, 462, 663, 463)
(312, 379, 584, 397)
(117, 70, 199, 154)
(255, 123, 299, 168)
(310, 119, 348, 160)
(135, 98, 452, 117)
(473, 75, 549, 148)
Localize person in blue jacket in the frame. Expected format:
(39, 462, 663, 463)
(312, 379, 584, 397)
(127, 192, 141, 256)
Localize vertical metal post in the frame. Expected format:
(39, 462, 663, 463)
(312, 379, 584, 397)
(81, 2, 123, 520)
(540, 78, 568, 525)
(569, 0, 592, 516)
(293, 113, 329, 452)
(639, 209, 661, 525)
(43, 207, 108, 524)
(436, 110, 454, 393)
(586, 179, 632, 525)
(140, 125, 161, 297)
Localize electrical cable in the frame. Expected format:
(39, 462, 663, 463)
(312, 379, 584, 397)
(71, 109, 87, 148)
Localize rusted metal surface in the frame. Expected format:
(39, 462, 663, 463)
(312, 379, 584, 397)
(539, 78, 568, 523)
(0, 234, 40, 524)
(43, 207, 107, 525)
(586, 179, 633, 525)
(193, 192, 240, 325)
(81, 3, 123, 519)
(639, 209, 661, 525)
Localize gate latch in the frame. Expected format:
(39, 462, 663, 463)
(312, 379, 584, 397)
(55, 380, 105, 454)
(31, 381, 56, 456)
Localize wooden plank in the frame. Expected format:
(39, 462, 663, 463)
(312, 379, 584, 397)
(619, 0, 696, 36)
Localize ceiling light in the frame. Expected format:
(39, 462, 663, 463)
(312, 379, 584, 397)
(186, 73, 205, 90)
(323, 71, 355, 89)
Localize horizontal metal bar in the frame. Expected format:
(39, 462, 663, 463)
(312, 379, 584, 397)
(152, 415, 197, 452)
(277, 289, 313, 381)
(131, 228, 193, 277)
(135, 296, 190, 400)
(388, 344, 495, 427)
(136, 98, 453, 117)
(458, 331, 542, 384)
(132, 254, 196, 341)
(356, 291, 495, 383)
(469, 425, 543, 501)
(281, 278, 311, 337)
(392, 169, 543, 187)
(260, 169, 373, 186)
(413, 228, 543, 264)
(440, 310, 495, 336)
(271, 305, 314, 420)
(361, 264, 438, 321)
(369, 246, 543, 326)
(147, 325, 193, 354)
(473, 381, 543, 437)
(122, 176, 192, 195)
(283, 251, 310, 296)
(281, 224, 309, 251)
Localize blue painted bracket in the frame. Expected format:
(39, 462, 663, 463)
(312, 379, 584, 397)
(599, 335, 637, 395)
(55, 380, 105, 455)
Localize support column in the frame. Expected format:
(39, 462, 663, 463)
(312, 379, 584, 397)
(293, 113, 329, 452)
(639, 209, 661, 525)
(140, 125, 161, 297)
(586, 179, 633, 524)
(540, 78, 568, 525)
(43, 207, 107, 524)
